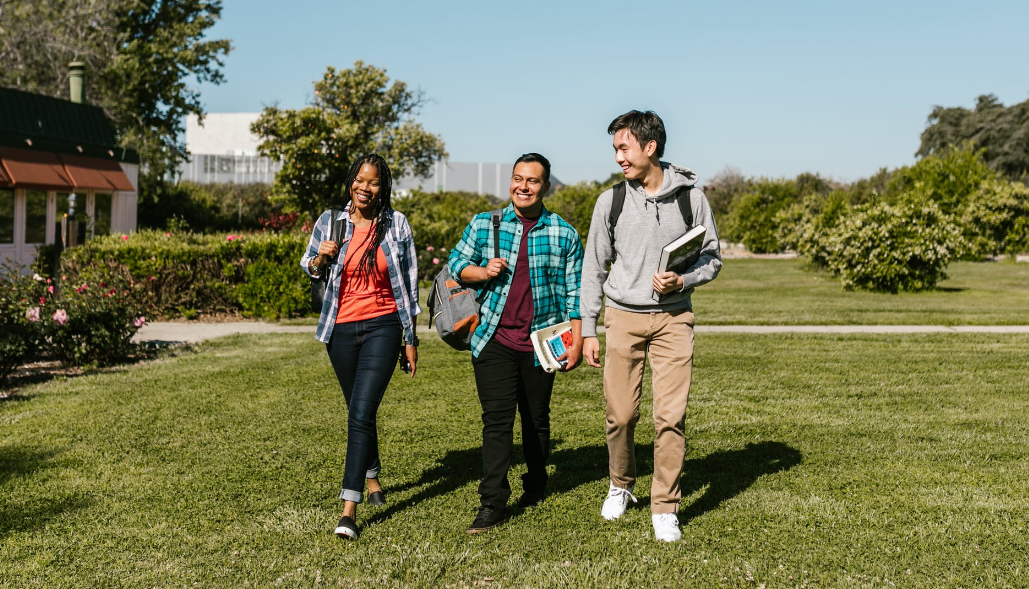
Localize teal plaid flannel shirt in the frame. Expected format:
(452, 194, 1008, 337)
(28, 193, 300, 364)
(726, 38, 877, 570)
(447, 203, 583, 358)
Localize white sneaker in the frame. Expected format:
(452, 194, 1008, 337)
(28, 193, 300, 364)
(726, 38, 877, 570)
(601, 482, 637, 520)
(652, 513, 681, 542)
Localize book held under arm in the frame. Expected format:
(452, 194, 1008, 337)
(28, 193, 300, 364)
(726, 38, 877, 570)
(529, 321, 574, 373)
(653, 224, 707, 302)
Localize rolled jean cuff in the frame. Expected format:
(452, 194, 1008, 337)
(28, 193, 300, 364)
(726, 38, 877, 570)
(340, 488, 363, 503)
(366, 466, 380, 479)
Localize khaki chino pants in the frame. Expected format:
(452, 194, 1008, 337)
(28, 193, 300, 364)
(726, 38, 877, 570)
(603, 306, 695, 514)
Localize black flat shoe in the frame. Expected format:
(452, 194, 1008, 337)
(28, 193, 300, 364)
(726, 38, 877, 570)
(368, 490, 386, 507)
(466, 505, 507, 534)
(334, 515, 358, 540)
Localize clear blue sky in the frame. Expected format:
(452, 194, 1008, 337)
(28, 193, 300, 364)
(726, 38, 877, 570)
(196, 0, 1029, 185)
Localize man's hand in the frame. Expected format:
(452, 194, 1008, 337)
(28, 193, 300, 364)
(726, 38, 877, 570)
(652, 271, 683, 295)
(582, 336, 602, 368)
(482, 257, 509, 280)
(557, 320, 584, 372)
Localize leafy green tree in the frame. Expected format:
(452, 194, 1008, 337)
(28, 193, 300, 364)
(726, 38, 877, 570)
(0, 0, 232, 188)
(252, 61, 448, 216)
(546, 177, 621, 243)
(888, 143, 997, 215)
(918, 94, 1029, 182)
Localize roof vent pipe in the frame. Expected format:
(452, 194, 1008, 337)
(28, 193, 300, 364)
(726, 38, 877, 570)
(69, 62, 85, 104)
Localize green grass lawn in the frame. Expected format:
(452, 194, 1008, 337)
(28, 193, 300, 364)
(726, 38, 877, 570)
(693, 259, 1029, 325)
(3, 333, 1027, 588)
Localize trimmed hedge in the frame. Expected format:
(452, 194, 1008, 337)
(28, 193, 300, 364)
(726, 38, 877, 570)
(59, 230, 311, 320)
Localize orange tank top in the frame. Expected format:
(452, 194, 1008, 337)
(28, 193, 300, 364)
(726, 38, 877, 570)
(335, 225, 398, 323)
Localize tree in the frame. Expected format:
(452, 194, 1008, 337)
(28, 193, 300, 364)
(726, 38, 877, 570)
(0, 1, 231, 189)
(252, 61, 448, 216)
(918, 94, 1029, 182)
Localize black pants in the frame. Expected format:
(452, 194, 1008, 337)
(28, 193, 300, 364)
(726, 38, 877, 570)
(471, 338, 556, 508)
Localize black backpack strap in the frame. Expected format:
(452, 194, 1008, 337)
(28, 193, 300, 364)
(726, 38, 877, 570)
(677, 185, 694, 228)
(608, 182, 626, 243)
(490, 208, 503, 259)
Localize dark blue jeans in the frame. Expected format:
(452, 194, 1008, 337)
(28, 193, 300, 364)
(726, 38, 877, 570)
(325, 313, 402, 503)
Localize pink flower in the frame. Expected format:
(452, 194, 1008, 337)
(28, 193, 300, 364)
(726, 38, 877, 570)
(48, 285, 54, 293)
(121, 234, 129, 241)
(52, 309, 68, 325)
(133, 316, 146, 328)
(76, 284, 88, 293)
(441, 247, 447, 252)
(25, 307, 40, 322)
(227, 234, 238, 241)
(165, 232, 171, 237)
(432, 257, 440, 265)
(427, 246, 434, 252)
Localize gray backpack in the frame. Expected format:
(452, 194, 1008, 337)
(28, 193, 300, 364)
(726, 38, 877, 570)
(428, 209, 502, 351)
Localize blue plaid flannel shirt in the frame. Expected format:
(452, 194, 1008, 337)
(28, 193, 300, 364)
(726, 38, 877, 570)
(447, 203, 583, 358)
(301, 208, 420, 346)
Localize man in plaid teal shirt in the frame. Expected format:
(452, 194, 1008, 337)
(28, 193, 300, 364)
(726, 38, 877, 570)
(447, 153, 583, 534)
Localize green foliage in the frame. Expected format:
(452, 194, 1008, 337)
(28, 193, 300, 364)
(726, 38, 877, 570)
(137, 181, 278, 232)
(0, 266, 39, 381)
(775, 190, 850, 268)
(0, 0, 232, 187)
(888, 143, 997, 214)
(393, 190, 496, 275)
(253, 62, 447, 216)
(724, 177, 825, 253)
(37, 271, 148, 367)
(823, 200, 965, 293)
(60, 230, 311, 319)
(960, 180, 1029, 258)
(704, 166, 752, 230)
(918, 94, 1029, 182)
(545, 178, 619, 242)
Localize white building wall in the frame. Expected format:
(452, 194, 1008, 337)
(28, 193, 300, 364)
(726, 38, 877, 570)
(185, 113, 263, 156)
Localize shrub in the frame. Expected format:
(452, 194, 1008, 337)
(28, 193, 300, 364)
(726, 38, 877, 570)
(0, 265, 40, 381)
(724, 178, 802, 253)
(394, 190, 497, 254)
(138, 180, 279, 232)
(36, 271, 149, 367)
(823, 200, 965, 293)
(777, 191, 851, 268)
(546, 179, 615, 243)
(959, 179, 1029, 258)
(887, 143, 996, 215)
(60, 230, 310, 319)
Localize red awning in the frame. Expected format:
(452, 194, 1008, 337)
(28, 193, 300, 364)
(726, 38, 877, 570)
(0, 147, 73, 189)
(59, 154, 135, 192)
(0, 160, 10, 187)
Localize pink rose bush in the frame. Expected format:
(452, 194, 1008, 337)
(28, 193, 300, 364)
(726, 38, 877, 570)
(2, 260, 151, 371)
(417, 246, 450, 281)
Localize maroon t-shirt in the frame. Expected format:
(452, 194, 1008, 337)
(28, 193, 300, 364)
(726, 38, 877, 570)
(492, 214, 539, 352)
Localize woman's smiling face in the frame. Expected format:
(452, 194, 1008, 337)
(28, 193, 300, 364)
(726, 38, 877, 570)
(350, 163, 381, 215)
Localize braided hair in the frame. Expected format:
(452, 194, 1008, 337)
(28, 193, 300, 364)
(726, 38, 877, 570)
(342, 154, 394, 278)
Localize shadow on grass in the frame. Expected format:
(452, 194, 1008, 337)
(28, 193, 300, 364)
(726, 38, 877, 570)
(363, 441, 616, 526)
(679, 441, 802, 524)
(0, 445, 92, 539)
(362, 440, 799, 528)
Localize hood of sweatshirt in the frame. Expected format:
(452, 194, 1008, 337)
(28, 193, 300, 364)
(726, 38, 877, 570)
(642, 163, 699, 203)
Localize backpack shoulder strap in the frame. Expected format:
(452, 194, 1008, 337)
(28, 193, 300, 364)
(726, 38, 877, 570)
(490, 208, 503, 259)
(608, 182, 626, 242)
(677, 185, 694, 228)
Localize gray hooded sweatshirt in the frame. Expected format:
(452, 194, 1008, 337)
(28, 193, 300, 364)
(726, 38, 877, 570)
(580, 163, 722, 338)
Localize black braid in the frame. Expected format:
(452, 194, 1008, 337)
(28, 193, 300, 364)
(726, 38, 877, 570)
(341, 154, 394, 280)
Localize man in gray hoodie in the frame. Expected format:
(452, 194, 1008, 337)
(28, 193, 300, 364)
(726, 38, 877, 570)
(581, 110, 722, 542)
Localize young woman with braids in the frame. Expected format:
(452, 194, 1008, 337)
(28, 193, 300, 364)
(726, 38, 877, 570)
(300, 154, 420, 540)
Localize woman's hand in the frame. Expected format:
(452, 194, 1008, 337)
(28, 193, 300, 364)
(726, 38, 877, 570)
(317, 240, 339, 258)
(403, 345, 418, 378)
